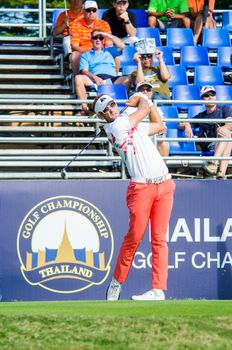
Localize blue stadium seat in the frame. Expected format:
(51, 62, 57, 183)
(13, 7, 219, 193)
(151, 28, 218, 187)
(194, 66, 224, 86)
(97, 84, 128, 108)
(51, 9, 64, 32)
(214, 85, 232, 101)
(217, 46, 232, 69)
(121, 65, 137, 75)
(167, 65, 188, 89)
(120, 46, 136, 66)
(188, 105, 206, 119)
(130, 9, 148, 27)
(202, 28, 231, 49)
(153, 46, 175, 65)
(172, 85, 201, 111)
(180, 46, 210, 68)
(222, 11, 232, 31)
(166, 28, 195, 50)
(98, 9, 107, 19)
(166, 128, 201, 155)
(136, 27, 162, 46)
(158, 106, 179, 129)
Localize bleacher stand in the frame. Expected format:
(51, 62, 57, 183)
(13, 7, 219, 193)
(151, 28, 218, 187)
(0, 4, 231, 179)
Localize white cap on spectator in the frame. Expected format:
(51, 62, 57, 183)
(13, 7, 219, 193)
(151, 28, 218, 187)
(83, 1, 98, 9)
(200, 85, 216, 97)
(136, 81, 153, 91)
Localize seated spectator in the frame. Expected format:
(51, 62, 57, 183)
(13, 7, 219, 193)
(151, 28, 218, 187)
(136, 81, 170, 157)
(179, 86, 232, 179)
(69, 1, 112, 75)
(75, 30, 126, 113)
(188, 0, 216, 44)
(129, 50, 171, 100)
(52, 0, 84, 58)
(147, 0, 190, 29)
(102, 0, 138, 45)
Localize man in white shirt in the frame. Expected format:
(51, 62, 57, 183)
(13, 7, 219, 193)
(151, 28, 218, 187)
(92, 93, 175, 301)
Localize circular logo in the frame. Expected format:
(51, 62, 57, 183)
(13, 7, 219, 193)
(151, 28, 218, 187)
(17, 196, 114, 293)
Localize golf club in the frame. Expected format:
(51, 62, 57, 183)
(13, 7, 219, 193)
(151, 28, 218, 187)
(60, 130, 102, 179)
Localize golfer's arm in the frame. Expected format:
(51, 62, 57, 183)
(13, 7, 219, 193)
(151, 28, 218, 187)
(148, 106, 165, 136)
(128, 98, 150, 128)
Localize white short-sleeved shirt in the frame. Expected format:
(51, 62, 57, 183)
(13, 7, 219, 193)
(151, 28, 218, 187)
(104, 114, 169, 179)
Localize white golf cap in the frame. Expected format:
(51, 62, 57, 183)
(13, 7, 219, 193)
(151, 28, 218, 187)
(136, 81, 153, 91)
(200, 85, 216, 97)
(94, 95, 114, 114)
(83, 1, 98, 9)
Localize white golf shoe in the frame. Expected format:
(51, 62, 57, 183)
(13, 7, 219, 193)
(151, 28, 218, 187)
(106, 278, 121, 301)
(131, 289, 165, 301)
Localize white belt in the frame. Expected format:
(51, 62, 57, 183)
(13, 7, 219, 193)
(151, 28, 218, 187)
(131, 174, 172, 184)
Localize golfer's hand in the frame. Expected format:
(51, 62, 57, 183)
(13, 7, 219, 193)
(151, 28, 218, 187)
(126, 94, 148, 107)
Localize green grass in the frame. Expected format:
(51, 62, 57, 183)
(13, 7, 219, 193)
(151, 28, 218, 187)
(0, 300, 232, 350)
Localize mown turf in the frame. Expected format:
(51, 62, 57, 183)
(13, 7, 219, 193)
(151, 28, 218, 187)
(0, 300, 232, 350)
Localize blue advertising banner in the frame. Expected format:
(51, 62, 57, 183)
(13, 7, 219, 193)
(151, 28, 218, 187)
(0, 180, 231, 301)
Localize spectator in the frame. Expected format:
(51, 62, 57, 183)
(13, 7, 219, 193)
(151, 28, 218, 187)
(179, 86, 232, 179)
(75, 30, 126, 113)
(136, 81, 170, 157)
(102, 0, 137, 45)
(129, 50, 171, 100)
(147, 0, 190, 29)
(188, 0, 216, 44)
(52, 0, 84, 58)
(69, 1, 112, 75)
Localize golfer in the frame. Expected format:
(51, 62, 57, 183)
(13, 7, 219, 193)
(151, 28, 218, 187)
(92, 93, 175, 301)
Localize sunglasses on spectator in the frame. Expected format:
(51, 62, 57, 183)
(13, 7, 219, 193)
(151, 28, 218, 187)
(202, 91, 216, 98)
(115, 1, 128, 5)
(92, 35, 104, 41)
(138, 87, 152, 93)
(141, 54, 152, 59)
(103, 101, 116, 113)
(85, 8, 97, 13)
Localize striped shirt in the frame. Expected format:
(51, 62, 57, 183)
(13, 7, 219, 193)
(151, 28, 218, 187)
(55, 9, 84, 37)
(70, 18, 112, 50)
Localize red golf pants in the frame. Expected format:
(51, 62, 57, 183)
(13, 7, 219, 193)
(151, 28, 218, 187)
(114, 178, 175, 290)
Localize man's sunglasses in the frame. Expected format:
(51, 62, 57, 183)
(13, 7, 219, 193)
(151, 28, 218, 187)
(141, 54, 152, 59)
(85, 8, 97, 13)
(203, 91, 216, 98)
(138, 87, 152, 93)
(103, 101, 116, 113)
(92, 35, 104, 41)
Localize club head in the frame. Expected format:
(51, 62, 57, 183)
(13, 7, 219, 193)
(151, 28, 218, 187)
(61, 168, 68, 180)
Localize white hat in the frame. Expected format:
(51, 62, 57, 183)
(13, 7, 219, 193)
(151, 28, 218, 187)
(94, 95, 114, 114)
(83, 1, 98, 9)
(136, 81, 153, 91)
(200, 85, 216, 97)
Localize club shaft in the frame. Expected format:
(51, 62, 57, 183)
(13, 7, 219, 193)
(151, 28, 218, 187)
(63, 131, 102, 171)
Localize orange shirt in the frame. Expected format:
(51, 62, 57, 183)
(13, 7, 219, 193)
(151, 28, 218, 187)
(70, 18, 112, 51)
(188, 0, 215, 15)
(55, 9, 84, 37)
